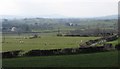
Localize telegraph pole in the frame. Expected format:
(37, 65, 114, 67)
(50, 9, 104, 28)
(3, 32, 5, 43)
(102, 24, 105, 37)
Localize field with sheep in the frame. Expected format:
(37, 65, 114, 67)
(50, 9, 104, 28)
(2, 34, 119, 67)
(2, 34, 99, 52)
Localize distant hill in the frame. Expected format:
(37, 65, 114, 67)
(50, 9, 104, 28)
(0, 15, 25, 19)
(0, 14, 68, 19)
(0, 14, 118, 19)
(93, 15, 118, 20)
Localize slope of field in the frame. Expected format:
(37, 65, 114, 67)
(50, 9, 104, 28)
(2, 36, 99, 52)
(3, 51, 118, 67)
(107, 38, 119, 46)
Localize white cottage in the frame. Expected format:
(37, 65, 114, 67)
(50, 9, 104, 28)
(11, 27, 17, 32)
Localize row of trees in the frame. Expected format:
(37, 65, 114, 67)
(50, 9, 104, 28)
(2, 18, 117, 33)
(2, 19, 55, 32)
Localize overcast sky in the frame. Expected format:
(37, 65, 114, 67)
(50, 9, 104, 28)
(0, 0, 119, 17)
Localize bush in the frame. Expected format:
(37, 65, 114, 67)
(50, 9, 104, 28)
(115, 44, 120, 50)
(2, 50, 23, 58)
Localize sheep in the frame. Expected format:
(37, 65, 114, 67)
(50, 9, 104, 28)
(80, 40, 83, 43)
(19, 40, 24, 44)
(24, 37, 28, 39)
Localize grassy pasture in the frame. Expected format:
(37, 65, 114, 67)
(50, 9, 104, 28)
(3, 51, 118, 67)
(2, 34, 119, 67)
(2, 34, 99, 52)
(107, 38, 119, 46)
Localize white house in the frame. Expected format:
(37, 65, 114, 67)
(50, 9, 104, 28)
(11, 27, 17, 32)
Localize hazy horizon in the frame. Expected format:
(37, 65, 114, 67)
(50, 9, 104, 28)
(0, 0, 119, 18)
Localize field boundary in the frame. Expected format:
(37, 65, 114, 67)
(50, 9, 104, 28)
(2, 35, 119, 58)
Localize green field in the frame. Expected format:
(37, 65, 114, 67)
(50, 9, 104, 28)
(2, 34, 119, 67)
(3, 51, 118, 67)
(107, 38, 119, 46)
(2, 35, 99, 52)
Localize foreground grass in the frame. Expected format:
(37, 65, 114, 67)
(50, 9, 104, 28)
(2, 36, 99, 52)
(3, 51, 118, 67)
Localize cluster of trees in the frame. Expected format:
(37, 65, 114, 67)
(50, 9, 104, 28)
(2, 19, 57, 32)
(2, 18, 117, 34)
